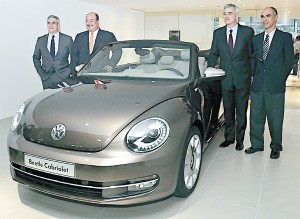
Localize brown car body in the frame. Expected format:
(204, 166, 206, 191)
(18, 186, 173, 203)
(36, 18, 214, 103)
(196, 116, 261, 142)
(8, 40, 224, 205)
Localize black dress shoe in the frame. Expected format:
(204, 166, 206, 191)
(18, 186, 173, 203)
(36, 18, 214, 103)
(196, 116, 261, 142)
(235, 142, 244, 151)
(270, 149, 280, 159)
(245, 147, 264, 154)
(220, 140, 234, 148)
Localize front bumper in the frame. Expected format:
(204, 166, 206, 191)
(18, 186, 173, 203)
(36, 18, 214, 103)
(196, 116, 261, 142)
(8, 133, 184, 205)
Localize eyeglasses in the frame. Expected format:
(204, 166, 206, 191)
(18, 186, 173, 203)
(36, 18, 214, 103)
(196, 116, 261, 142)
(47, 21, 58, 25)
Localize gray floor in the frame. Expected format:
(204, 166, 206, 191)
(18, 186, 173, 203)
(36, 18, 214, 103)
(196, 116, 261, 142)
(1, 75, 300, 219)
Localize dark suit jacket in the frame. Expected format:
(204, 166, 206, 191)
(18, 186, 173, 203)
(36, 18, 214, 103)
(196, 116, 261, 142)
(208, 24, 254, 90)
(251, 29, 294, 94)
(33, 32, 73, 80)
(71, 28, 117, 72)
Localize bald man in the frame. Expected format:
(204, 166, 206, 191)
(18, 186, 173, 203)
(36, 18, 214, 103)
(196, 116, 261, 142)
(245, 7, 294, 159)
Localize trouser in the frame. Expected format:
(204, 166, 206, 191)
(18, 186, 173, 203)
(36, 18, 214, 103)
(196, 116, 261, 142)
(222, 84, 249, 143)
(250, 84, 285, 150)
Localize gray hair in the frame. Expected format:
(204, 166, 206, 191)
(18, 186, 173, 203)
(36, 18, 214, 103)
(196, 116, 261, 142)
(47, 15, 60, 24)
(224, 4, 240, 14)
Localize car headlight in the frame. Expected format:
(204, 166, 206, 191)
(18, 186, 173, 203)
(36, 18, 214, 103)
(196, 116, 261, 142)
(11, 103, 25, 132)
(126, 117, 170, 153)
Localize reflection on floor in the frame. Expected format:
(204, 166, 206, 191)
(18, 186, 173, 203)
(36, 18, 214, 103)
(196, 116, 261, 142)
(1, 75, 299, 219)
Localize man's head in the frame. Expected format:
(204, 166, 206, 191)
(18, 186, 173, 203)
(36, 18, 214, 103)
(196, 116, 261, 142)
(260, 7, 278, 33)
(86, 12, 100, 32)
(223, 4, 239, 28)
(47, 15, 60, 34)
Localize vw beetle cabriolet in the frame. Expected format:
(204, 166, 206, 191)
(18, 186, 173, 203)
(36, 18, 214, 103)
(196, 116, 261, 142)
(8, 40, 224, 205)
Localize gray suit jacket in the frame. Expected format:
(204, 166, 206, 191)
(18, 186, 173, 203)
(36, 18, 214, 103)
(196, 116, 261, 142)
(208, 24, 254, 90)
(251, 29, 294, 94)
(71, 29, 117, 73)
(33, 32, 73, 81)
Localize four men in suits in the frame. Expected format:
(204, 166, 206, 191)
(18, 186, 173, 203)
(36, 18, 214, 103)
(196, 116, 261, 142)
(245, 7, 294, 159)
(208, 4, 254, 151)
(33, 9, 294, 159)
(33, 15, 76, 89)
(71, 12, 117, 73)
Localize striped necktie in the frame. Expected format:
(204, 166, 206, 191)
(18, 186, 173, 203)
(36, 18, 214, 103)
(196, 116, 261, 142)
(262, 34, 269, 60)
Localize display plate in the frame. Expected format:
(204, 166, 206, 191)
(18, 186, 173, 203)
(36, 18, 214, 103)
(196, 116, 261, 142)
(24, 153, 75, 178)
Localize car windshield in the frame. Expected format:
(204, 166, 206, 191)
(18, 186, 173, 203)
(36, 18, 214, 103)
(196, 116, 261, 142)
(77, 41, 192, 81)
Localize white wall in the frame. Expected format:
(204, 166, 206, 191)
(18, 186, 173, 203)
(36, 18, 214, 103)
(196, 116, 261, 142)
(145, 13, 215, 50)
(0, 0, 144, 120)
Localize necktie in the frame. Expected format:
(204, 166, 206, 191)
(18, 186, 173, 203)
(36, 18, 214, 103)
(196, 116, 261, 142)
(262, 34, 269, 60)
(228, 29, 234, 55)
(50, 35, 55, 59)
(89, 32, 94, 54)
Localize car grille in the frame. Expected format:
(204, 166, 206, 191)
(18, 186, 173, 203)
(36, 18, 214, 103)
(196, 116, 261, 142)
(22, 126, 106, 152)
(11, 163, 159, 204)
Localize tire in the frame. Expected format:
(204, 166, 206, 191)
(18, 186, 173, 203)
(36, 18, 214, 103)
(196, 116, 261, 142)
(174, 126, 203, 198)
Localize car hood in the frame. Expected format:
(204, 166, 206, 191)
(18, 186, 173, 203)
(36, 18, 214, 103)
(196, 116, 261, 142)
(22, 81, 188, 152)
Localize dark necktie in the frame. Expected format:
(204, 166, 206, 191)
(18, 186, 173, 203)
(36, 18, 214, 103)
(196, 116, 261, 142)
(228, 29, 234, 55)
(262, 34, 269, 60)
(50, 35, 55, 59)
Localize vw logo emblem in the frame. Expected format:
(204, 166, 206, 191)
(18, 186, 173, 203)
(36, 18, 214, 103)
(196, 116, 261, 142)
(51, 124, 66, 141)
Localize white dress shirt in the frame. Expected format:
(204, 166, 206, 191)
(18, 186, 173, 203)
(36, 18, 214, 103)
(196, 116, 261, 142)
(227, 24, 238, 47)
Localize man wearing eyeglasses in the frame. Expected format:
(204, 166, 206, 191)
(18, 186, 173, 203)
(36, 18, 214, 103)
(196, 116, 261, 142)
(33, 15, 76, 89)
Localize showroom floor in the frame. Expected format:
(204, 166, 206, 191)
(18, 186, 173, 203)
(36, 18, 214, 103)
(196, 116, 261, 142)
(1, 75, 300, 219)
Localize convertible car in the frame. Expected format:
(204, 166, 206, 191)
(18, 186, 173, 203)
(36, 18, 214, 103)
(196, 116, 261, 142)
(7, 40, 224, 205)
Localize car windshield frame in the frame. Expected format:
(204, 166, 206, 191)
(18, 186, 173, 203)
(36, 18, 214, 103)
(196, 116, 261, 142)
(77, 40, 194, 82)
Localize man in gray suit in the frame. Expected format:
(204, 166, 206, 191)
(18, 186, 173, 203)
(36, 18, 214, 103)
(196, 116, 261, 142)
(33, 15, 76, 89)
(208, 4, 254, 151)
(71, 12, 117, 74)
(245, 7, 294, 159)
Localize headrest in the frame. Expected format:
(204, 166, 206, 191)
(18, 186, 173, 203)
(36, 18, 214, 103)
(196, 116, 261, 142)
(160, 56, 174, 65)
(181, 50, 190, 61)
(140, 52, 156, 64)
(198, 57, 206, 64)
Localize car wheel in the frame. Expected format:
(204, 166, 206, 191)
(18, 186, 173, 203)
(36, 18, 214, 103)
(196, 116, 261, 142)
(174, 126, 202, 197)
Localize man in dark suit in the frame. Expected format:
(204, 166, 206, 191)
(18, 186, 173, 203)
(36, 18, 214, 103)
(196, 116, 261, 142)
(71, 12, 117, 73)
(245, 7, 294, 159)
(33, 15, 76, 89)
(208, 4, 254, 151)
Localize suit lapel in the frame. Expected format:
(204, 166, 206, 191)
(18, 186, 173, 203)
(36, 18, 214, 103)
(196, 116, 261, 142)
(93, 29, 103, 53)
(221, 26, 231, 56)
(56, 33, 64, 58)
(232, 25, 243, 57)
(41, 34, 53, 59)
(265, 29, 278, 62)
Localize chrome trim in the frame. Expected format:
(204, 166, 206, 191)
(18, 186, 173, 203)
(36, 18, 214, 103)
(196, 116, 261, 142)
(12, 164, 158, 190)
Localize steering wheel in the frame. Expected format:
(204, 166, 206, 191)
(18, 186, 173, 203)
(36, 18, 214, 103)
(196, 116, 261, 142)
(162, 68, 185, 77)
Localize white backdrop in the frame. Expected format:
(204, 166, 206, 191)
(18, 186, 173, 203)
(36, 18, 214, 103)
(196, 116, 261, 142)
(0, 0, 144, 120)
